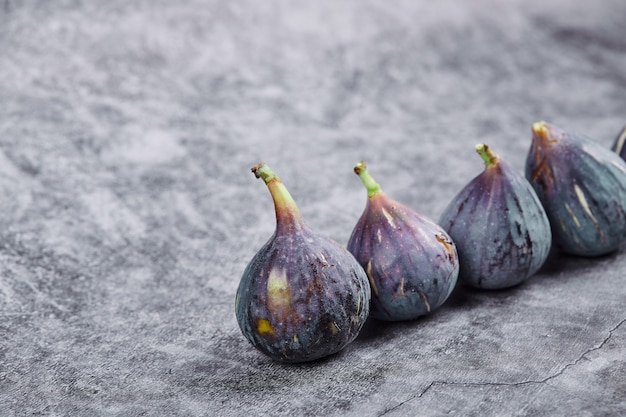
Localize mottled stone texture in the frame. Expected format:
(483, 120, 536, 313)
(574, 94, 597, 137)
(0, 0, 625, 416)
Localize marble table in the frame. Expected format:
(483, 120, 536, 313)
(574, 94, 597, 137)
(1, 0, 625, 415)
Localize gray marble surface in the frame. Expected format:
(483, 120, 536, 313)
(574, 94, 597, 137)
(1, 0, 625, 416)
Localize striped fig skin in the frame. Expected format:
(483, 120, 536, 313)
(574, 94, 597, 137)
(347, 163, 459, 321)
(439, 145, 552, 290)
(236, 164, 370, 363)
(611, 126, 626, 161)
(526, 122, 626, 256)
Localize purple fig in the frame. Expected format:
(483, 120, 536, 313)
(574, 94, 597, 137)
(526, 121, 626, 256)
(347, 162, 459, 321)
(235, 163, 370, 363)
(611, 125, 626, 161)
(439, 144, 552, 289)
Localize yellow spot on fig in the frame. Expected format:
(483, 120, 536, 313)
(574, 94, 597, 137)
(392, 277, 407, 300)
(328, 321, 340, 335)
(564, 203, 581, 228)
(319, 252, 328, 265)
(267, 269, 291, 311)
(574, 184, 602, 235)
(293, 334, 298, 343)
(381, 207, 396, 228)
(418, 291, 431, 313)
(366, 260, 379, 296)
(257, 319, 274, 336)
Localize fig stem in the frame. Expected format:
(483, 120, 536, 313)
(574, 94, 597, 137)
(251, 162, 302, 226)
(252, 162, 277, 184)
(475, 144, 499, 168)
(532, 121, 549, 137)
(354, 161, 382, 198)
(531, 120, 561, 149)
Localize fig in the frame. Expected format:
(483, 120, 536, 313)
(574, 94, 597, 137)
(235, 163, 370, 363)
(526, 121, 626, 256)
(611, 125, 626, 161)
(347, 162, 459, 321)
(439, 144, 552, 289)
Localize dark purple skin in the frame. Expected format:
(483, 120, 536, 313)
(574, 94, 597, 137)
(439, 146, 552, 289)
(527, 122, 626, 256)
(237, 224, 370, 362)
(236, 164, 370, 363)
(347, 164, 459, 321)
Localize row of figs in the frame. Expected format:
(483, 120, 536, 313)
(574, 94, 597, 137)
(235, 121, 626, 363)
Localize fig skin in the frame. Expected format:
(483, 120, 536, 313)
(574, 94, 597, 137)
(439, 144, 552, 290)
(347, 162, 459, 321)
(235, 163, 370, 363)
(526, 121, 626, 257)
(611, 125, 626, 161)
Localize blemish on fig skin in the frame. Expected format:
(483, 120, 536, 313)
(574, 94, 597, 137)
(418, 291, 431, 313)
(456, 199, 467, 217)
(564, 203, 582, 228)
(267, 269, 292, 313)
(391, 278, 407, 300)
(524, 231, 533, 256)
(531, 156, 555, 193)
(328, 321, 340, 335)
(511, 194, 524, 214)
(530, 122, 561, 193)
(435, 233, 456, 263)
(515, 221, 522, 236)
(257, 318, 275, 336)
(381, 207, 396, 228)
(366, 260, 379, 297)
(574, 184, 603, 236)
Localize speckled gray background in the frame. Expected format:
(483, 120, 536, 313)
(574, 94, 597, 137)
(0, 0, 625, 416)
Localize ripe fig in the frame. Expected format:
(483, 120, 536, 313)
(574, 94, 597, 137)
(347, 162, 459, 321)
(611, 125, 626, 161)
(235, 163, 370, 363)
(526, 121, 626, 256)
(439, 144, 552, 289)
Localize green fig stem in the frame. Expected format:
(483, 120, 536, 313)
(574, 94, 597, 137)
(354, 161, 382, 198)
(475, 144, 499, 168)
(251, 162, 303, 228)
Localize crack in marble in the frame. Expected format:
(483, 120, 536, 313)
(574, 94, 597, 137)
(378, 317, 626, 416)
